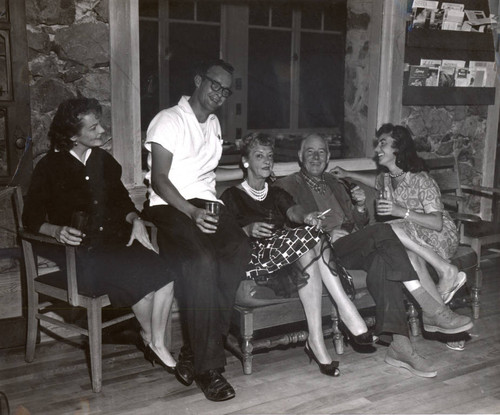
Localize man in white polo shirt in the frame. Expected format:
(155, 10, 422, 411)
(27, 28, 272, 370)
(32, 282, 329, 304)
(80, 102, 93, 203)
(143, 59, 251, 402)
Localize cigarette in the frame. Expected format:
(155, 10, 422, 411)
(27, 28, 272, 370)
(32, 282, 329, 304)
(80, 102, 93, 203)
(317, 208, 331, 218)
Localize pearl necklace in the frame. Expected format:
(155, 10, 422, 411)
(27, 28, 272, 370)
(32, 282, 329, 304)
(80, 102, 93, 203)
(389, 170, 405, 178)
(242, 180, 268, 201)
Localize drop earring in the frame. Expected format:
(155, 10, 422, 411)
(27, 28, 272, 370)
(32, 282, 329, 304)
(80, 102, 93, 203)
(243, 162, 249, 168)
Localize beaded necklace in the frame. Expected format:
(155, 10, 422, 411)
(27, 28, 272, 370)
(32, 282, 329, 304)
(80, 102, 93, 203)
(241, 180, 268, 201)
(389, 170, 405, 178)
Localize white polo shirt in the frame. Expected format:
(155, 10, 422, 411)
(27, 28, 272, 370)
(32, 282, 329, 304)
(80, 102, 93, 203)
(144, 96, 223, 206)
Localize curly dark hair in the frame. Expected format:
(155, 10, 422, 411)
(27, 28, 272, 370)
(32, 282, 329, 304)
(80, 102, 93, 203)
(240, 132, 275, 159)
(375, 123, 427, 173)
(48, 97, 102, 151)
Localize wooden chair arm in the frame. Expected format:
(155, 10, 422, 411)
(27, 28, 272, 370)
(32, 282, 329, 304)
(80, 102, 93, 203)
(441, 194, 466, 203)
(19, 229, 63, 246)
(19, 229, 80, 306)
(461, 184, 500, 196)
(449, 212, 481, 223)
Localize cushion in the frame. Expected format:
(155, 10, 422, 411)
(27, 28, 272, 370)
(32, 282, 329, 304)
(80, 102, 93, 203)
(464, 220, 500, 238)
(450, 245, 478, 270)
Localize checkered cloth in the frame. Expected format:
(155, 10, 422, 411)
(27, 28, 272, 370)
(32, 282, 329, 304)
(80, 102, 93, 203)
(246, 226, 321, 279)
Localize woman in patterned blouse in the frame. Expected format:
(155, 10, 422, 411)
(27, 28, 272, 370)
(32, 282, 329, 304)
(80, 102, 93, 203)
(332, 124, 465, 308)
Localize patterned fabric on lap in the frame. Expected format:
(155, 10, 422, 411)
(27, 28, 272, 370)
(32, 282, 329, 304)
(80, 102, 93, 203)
(247, 226, 321, 279)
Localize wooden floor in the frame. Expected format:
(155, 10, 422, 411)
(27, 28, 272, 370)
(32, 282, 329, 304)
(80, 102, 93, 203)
(1, 258, 499, 415)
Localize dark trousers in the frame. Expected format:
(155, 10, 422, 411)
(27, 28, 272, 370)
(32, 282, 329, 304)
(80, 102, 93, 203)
(332, 223, 418, 336)
(144, 200, 251, 374)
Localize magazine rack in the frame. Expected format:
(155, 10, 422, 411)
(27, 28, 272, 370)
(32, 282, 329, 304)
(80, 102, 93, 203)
(403, 0, 496, 106)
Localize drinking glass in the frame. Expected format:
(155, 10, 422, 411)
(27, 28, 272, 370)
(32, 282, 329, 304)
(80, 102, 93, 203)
(205, 201, 221, 223)
(71, 211, 89, 232)
(263, 208, 277, 228)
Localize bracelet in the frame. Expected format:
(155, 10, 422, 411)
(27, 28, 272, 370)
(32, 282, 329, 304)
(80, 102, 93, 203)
(404, 208, 410, 220)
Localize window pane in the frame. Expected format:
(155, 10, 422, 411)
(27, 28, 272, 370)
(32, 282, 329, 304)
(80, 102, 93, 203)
(301, 4, 322, 30)
(249, 3, 269, 26)
(324, 2, 347, 31)
(197, 1, 220, 22)
(168, 22, 220, 106)
(271, 4, 292, 28)
(169, 1, 194, 20)
(299, 32, 343, 128)
(139, 0, 158, 18)
(248, 29, 291, 129)
(139, 21, 159, 131)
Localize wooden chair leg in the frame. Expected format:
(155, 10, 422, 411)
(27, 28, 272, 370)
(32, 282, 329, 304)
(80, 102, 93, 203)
(25, 290, 38, 363)
(472, 266, 482, 320)
(407, 303, 420, 337)
(87, 301, 103, 393)
(240, 311, 254, 375)
(330, 305, 344, 355)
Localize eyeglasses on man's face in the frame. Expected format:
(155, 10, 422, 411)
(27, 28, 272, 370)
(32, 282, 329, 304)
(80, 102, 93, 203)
(202, 75, 233, 98)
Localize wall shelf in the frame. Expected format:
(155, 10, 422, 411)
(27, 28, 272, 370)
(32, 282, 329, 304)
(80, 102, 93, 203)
(402, 86, 495, 106)
(403, 0, 495, 106)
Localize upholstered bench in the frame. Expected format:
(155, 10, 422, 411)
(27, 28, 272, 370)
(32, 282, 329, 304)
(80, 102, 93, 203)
(216, 160, 380, 375)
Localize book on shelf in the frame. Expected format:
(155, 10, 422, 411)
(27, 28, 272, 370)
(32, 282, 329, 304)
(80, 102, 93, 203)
(469, 61, 497, 87)
(463, 10, 494, 32)
(429, 9, 444, 29)
(442, 59, 466, 68)
(465, 10, 487, 23)
(412, 0, 439, 9)
(408, 66, 428, 86)
(411, 0, 439, 29)
(469, 69, 486, 86)
(439, 66, 456, 86)
(425, 67, 440, 86)
(420, 58, 441, 67)
(441, 2, 464, 11)
(455, 68, 473, 87)
(442, 8, 464, 30)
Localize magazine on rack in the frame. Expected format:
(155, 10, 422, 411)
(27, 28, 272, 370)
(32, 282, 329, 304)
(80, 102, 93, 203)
(408, 66, 428, 86)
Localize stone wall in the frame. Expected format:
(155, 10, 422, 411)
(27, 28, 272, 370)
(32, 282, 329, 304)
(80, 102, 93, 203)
(343, 0, 372, 157)
(25, 0, 111, 163)
(402, 105, 487, 214)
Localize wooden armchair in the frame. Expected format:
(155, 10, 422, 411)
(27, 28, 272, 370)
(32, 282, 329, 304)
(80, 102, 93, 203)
(426, 156, 484, 319)
(12, 186, 135, 393)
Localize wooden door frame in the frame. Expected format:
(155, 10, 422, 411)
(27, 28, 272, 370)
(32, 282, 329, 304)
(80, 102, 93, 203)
(0, 0, 31, 188)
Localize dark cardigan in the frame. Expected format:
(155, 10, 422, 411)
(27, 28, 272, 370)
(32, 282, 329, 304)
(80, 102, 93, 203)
(23, 148, 137, 244)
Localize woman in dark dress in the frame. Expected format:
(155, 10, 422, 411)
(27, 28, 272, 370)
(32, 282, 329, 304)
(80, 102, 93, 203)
(23, 98, 177, 371)
(220, 133, 377, 377)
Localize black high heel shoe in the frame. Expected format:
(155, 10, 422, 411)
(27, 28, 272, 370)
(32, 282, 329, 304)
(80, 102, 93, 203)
(304, 342, 340, 377)
(144, 345, 176, 374)
(350, 331, 379, 346)
(339, 322, 379, 346)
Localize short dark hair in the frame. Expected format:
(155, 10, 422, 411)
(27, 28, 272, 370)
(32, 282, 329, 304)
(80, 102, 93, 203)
(48, 97, 102, 151)
(375, 123, 427, 173)
(241, 132, 275, 159)
(194, 59, 234, 77)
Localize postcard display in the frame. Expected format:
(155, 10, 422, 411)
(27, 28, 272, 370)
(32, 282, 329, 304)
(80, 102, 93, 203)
(403, 0, 496, 105)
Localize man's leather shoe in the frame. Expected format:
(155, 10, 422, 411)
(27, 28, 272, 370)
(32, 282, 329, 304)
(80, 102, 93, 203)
(195, 369, 235, 402)
(176, 345, 194, 386)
